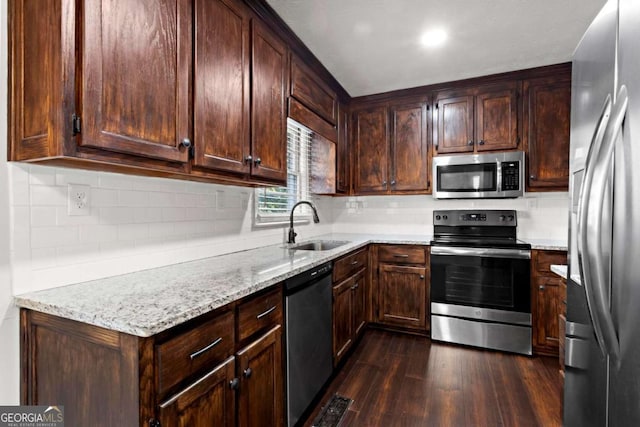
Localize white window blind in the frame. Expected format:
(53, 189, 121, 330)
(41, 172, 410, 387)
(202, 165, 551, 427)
(255, 119, 312, 223)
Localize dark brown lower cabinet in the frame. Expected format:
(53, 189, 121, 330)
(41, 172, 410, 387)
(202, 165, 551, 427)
(531, 249, 567, 356)
(371, 245, 430, 333)
(377, 264, 427, 330)
(20, 286, 284, 427)
(159, 356, 237, 427)
(237, 325, 283, 427)
(333, 268, 367, 366)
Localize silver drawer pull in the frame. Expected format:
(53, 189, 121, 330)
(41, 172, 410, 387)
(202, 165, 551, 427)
(311, 271, 318, 276)
(256, 306, 277, 320)
(351, 261, 359, 265)
(190, 337, 223, 360)
(394, 254, 409, 258)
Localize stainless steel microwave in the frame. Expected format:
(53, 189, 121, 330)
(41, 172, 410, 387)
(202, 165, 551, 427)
(432, 151, 525, 199)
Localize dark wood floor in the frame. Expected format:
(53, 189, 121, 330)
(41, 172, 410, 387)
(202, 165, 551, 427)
(304, 329, 562, 427)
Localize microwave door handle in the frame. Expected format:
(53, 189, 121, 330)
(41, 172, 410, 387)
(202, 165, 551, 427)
(577, 94, 611, 354)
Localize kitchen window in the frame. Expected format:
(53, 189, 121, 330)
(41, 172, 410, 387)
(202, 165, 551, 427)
(255, 119, 312, 224)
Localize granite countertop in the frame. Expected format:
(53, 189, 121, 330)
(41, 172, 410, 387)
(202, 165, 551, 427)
(550, 264, 568, 280)
(520, 238, 568, 251)
(14, 233, 432, 337)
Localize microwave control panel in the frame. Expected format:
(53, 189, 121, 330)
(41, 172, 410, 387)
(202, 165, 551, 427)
(501, 162, 520, 191)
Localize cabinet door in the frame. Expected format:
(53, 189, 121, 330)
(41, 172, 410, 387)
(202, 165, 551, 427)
(81, 0, 191, 163)
(378, 264, 427, 330)
(434, 95, 474, 154)
(237, 325, 284, 427)
(533, 277, 561, 353)
(336, 103, 349, 193)
(390, 102, 429, 192)
(193, 0, 250, 175)
(290, 57, 337, 125)
(353, 107, 389, 193)
(251, 21, 288, 183)
(333, 277, 353, 365)
(352, 270, 367, 337)
(475, 85, 519, 152)
(523, 75, 571, 191)
(158, 356, 236, 427)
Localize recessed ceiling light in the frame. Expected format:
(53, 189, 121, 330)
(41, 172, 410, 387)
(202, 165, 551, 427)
(420, 28, 447, 48)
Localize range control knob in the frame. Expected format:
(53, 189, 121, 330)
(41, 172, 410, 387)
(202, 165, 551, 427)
(443, 215, 448, 220)
(435, 215, 441, 220)
(508, 215, 514, 221)
(499, 215, 506, 221)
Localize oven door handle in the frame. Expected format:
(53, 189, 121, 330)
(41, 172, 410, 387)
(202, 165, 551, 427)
(430, 246, 531, 259)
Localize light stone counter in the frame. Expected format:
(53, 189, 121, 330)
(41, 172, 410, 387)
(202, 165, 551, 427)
(521, 238, 568, 251)
(14, 233, 432, 337)
(550, 264, 568, 280)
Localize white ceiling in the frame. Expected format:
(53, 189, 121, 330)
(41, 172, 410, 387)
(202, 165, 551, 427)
(266, 0, 607, 97)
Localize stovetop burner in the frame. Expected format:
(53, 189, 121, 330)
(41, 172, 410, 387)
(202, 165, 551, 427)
(432, 209, 531, 250)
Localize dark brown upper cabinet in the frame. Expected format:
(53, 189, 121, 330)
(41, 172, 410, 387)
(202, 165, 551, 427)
(290, 56, 338, 125)
(353, 106, 389, 194)
(434, 82, 520, 155)
(79, 0, 192, 164)
(250, 20, 289, 183)
(352, 101, 430, 195)
(390, 102, 430, 192)
(9, 0, 291, 186)
(193, 0, 251, 176)
(433, 95, 475, 154)
(336, 103, 350, 193)
(523, 73, 571, 191)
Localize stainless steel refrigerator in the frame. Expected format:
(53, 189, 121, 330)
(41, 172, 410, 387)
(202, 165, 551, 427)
(565, 0, 640, 425)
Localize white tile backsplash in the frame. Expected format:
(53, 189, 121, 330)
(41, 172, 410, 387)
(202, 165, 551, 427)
(331, 193, 569, 242)
(7, 163, 333, 295)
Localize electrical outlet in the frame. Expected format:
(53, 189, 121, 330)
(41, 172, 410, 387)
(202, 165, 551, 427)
(68, 184, 91, 216)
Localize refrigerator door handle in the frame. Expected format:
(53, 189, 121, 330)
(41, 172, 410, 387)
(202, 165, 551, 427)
(581, 85, 628, 364)
(577, 94, 611, 354)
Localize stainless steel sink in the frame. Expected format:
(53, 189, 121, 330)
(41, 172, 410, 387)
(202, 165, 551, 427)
(288, 240, 351, 251)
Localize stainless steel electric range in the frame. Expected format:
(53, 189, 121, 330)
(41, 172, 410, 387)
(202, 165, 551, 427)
(430, 209, 532, 355)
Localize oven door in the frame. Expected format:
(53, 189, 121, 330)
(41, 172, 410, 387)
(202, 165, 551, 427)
(430, 246, 531, 317)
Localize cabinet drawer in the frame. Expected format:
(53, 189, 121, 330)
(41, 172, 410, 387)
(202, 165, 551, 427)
(238, 288, 283, 342)
(378, 245, 426, 264)
(157, 311, 235, 396)
(534, 250, 567, 275)
(333, 248, 368, 283)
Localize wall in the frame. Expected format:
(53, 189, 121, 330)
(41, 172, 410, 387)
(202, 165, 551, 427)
(331, 192, 569, 240)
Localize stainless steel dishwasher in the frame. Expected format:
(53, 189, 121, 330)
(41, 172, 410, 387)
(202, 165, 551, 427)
(285, 262, 333, 427)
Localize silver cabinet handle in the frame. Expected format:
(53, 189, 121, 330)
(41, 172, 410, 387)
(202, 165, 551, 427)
(350, 261, 359, 266)
(254, 157, 262, 166)
(256, 306, 277, 320)
(419, 275, 425, 280)
(244, 155, 253, 163)
(393, 254, 409, 258)
(467, 140, 474, 146)
(351, 282, 359, 290)
(190, 337, 223, 360)
(391, 180, 396, 185)
(539, 285, 546, 290)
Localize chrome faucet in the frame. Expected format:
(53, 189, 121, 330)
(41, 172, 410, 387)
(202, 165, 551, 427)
(288, 201, 320, 244)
